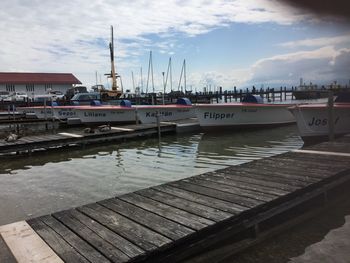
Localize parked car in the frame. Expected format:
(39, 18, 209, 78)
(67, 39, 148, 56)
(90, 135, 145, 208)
(70, 92, 101, 105)
(48, 91, 65, 100)
(11, 92, 28, 101)
(0, 91, 11, 101)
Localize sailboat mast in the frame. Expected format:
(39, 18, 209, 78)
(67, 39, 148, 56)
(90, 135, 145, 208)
(110, 25, 117, 91)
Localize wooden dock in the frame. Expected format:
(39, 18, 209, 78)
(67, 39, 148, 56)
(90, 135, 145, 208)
(0, 123, 176, 155)
(1, 136, 350, 262)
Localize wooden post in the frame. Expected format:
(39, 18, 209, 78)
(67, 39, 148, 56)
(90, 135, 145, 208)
(234, 87, 237, 102)
(280, 87, 283, 101)
(239, 89, 242, 102)
(284, 87, 287, 101)
(328, 91, 335, 141)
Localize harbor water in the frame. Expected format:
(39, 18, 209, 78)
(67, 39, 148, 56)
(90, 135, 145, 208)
(0, 125, 303, 225)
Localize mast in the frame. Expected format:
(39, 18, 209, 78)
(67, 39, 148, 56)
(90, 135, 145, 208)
(110, 25, 118, 91)
(146, 51, 154, 94)
(131, 71, 135, 92)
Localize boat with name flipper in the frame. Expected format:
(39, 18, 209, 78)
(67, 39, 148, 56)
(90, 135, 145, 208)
(195, 95, 295, 130)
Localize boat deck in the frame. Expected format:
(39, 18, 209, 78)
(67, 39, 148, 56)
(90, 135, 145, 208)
(1, 136, 350, 262)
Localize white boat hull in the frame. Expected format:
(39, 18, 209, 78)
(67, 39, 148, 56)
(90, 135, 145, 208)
(136, 105, 195, 124)
(72, 106, 136, 124)
(289, 104, 350, 138)
(195, 103, 295, 129)
(19, 107, 54, 119)
(52, 107, 78, 119)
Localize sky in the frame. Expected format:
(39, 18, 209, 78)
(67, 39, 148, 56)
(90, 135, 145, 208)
(0, 0, 349, 93)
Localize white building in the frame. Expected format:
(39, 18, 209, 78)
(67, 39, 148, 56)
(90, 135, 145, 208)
(0, 72, 82, 97)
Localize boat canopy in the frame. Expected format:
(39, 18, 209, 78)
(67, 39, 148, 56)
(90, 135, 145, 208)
(335, 92, 350, 103)
(90, 100, 102, 106)
(242, 94, 263, 103)
(176, 98, 192, 105)
(120, 100, 132, 107)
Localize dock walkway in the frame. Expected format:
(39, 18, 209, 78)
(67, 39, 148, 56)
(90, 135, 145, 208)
(0, 123, 176, 155)
(1, 136, 350, 262)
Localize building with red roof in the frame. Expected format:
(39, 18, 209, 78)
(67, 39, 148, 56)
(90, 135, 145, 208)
(0, 72, 82, 98)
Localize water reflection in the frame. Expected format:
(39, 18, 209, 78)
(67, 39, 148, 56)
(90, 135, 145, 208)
(0, 125, 303, 225)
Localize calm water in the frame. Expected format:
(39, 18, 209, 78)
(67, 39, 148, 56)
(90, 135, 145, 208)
(0, 125, 303, 225)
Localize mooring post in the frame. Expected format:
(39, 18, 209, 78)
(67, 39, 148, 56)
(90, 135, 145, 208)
(156, 113, 161, 148)
(328, 91, 335, 141)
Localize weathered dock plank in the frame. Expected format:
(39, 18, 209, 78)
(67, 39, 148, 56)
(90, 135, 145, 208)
(78, 203, 171, 252)
(99, 197, 195, 240)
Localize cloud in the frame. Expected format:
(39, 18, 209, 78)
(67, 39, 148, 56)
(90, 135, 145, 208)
(0, 0, 311, 87)
(247, 46, 350, 86)
(279, 33, 350, 48)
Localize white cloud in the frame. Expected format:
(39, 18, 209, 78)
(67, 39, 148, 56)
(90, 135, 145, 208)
(0, 0, 310, 87)
(279, 33, 350, 48)
(246, 46, 350, 86)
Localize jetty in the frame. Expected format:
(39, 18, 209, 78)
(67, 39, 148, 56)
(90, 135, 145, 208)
(0, 122, 177, 155)
(0, 135, 349, 262)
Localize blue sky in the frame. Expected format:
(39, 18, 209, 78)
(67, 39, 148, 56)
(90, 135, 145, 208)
(0, 0, 349, 92)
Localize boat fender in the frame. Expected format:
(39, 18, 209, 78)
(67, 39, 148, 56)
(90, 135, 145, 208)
(120, 100, 132, 107)
(176, 98, 192, 105)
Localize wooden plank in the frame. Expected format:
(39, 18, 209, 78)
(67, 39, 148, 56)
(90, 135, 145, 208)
(28, 218, 89, 263)
(216, 169, 301, 192)
(168, 181, 263, 208)
(0, 220, 63, 263)
(53, 211, 130, 262)
(58, 132, 83, 138)
(265, 156, 348, 176)
(136, 188, 234, 222)
(67, 209, 145, 259)
(78, 203, 171, 251)
(184, 177, 276, 202)
(154, 184, 248, 214)
(238, 161, 321, 183)
(224, 166, 313, 188)
(99, 198, 195, 240)
(271, 154, 348, 169)
(40, 215, 110, 263)
(120, 193, 215, 230)
(283, 152, 350, 166)
(244, 162, 328, 182)
(111, 127, 135, 131)
(196, 173, 289, 196)
(293, 149, 350, 157)
(0, 234, 17, 263)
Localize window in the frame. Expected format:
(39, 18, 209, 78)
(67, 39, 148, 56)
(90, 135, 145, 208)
(45, 84, 52, 91)
(26, 84, 35, 92)
(5, 84, 15, 92)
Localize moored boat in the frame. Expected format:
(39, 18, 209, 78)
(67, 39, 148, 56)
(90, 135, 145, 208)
(135, 98, 195, 124)
(19, 105, 55, 119)
(289, 95, 350, 141)
(195, 95, 295, 130)
(71, 104, 136, 125)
